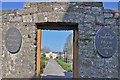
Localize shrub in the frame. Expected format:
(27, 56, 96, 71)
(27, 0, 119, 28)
(40, 61, 48, 74)
(55, 59, 72, 72)
(41, 53, 49, 61)
(41, 57, 49, 61)
(42, 53, 46, 58)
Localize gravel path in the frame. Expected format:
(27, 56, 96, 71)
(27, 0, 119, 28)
(42, 59, 65, 78)
(42, 59, 73, 78)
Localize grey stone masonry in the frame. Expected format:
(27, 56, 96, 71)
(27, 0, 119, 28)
(1, 2, 120, 79)
(0, 3, 2, 79)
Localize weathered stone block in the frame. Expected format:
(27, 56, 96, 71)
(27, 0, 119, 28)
(9, 16, 22, 22)
(2, 10, 14, 14)
(64, 12, 83, 23)
(80, 58, 93, 68)
(33, 14, 38, 22)
(92, 2, 103, 7)
(67, 6, 85, 12)
(0, 22, 2, 28)
(96, 15, 104, 25)
(0, 28, 2, 46)
(2, 14, 10, 22)
(105, 19, 116, 25)
(37, 2, 54, 7)
(78, 58, 94, 78)
(104, 13, 113, 18)
(37, 13, 47, 22)
(114, 13, 119, 18)
(104, 9, 118, 13)
(17, 8, 37, 15)
(0, 17, 1, 23)
(84, 2, 93, 6)
(84, 7, 92, 14)
(53, 6, 68, 12)
(23, 15, 32, 22)
(38, 6, 53, 12)
(92, 7, 103, 15)
(47, 12, 83, 22)
(84, 14, 95, 23)
(63, 12, 74, 22)
(23, 2, 31, 9)
(50, 12, 65, 22)
(0, 28, 2, 43)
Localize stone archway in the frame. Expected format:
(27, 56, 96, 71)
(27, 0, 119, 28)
(1, 2, 119, 79)
(36, 22, 78, 79)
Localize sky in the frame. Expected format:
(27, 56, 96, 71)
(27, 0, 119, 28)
(1, 2, 119, 52)
(41, 30, 73, 52)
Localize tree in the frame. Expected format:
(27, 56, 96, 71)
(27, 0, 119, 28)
(41, 46, 51, 53)
(42, 53, 46, 58)
(64, 33, 73, 51)
(63, 33, 73, 62)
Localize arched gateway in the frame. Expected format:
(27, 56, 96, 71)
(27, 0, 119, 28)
(1, 1, 120, 80)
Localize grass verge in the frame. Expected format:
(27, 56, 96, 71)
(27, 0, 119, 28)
(55, 59, 72, 72)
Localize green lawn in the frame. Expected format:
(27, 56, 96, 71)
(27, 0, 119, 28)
(55, 59, 72, 72)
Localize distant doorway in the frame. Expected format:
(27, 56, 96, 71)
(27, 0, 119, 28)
(36, 22, 78, 79)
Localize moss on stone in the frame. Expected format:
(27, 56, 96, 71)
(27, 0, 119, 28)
(28, 34, 31, 38)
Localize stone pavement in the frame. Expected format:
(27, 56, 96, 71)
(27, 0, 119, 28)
(42, 59, 73, 78)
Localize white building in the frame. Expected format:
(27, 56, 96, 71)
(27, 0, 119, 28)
(45, 52, 58, 59)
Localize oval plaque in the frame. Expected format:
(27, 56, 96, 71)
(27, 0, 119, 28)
(95, 27, 117, 57)
(5, 28, 22, 53)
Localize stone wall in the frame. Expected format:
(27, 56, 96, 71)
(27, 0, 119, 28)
(78, 9, 119, 78)
(1, 2, 120, 79)
(0, 2, 2, 79)
(2, 22, 36, 78)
